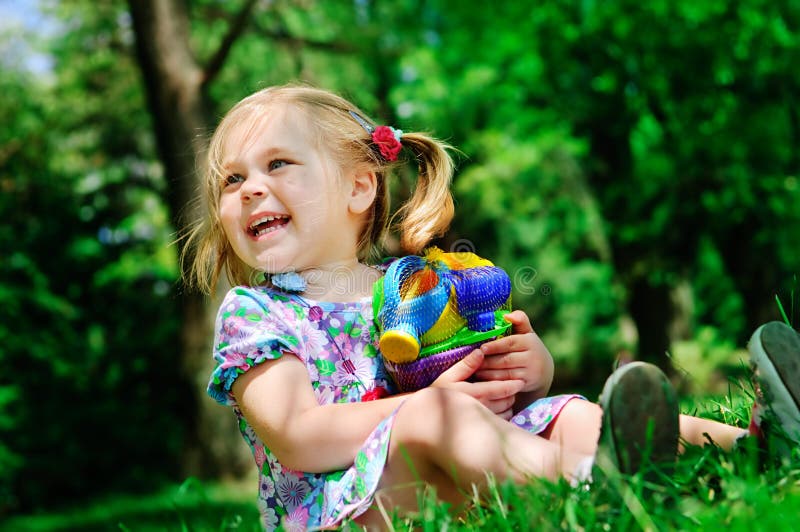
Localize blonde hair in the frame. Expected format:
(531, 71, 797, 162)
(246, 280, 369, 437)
(181, 84, 455, 294)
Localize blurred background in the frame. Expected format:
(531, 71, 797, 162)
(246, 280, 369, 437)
(1, 0, 798, 521)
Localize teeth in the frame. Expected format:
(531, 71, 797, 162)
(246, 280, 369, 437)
(253, 225, 281, 237)
(249, 215, 280, 228)
(249, 215, 289, 236)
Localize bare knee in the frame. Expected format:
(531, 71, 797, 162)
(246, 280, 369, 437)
(542, 398, 602, 456)
(392, 387, 483, 449)
(387, 387, 501, 482)
(379, 388, 482, 509)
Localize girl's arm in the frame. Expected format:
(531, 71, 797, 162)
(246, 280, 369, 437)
(473, 310, 555, 414)
(233, 351, 525, 473)
(232, 354, 405, 473)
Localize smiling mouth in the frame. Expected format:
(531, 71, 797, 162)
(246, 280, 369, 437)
(248, 215, 290, 237)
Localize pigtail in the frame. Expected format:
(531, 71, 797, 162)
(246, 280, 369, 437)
(393, 133, 455, 254)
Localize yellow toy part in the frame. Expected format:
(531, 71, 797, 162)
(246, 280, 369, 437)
(378, 330, 421, 364)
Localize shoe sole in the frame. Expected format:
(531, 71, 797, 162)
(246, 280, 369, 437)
(596, 361, 679, 475)
(748, 321, 800, 443)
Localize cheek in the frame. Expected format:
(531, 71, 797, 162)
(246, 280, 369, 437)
(218, 203, 241, 240)
(301, 209, 329, 233)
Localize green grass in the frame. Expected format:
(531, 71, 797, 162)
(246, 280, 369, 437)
(0, 477, 263, 532)
(5, 380, 800, 531)
(382, 384, 800, 531)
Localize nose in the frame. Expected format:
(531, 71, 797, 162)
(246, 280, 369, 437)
(239, 174, 268, 202)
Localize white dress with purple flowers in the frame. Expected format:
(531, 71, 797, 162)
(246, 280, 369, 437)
(208, 286, 581, 531)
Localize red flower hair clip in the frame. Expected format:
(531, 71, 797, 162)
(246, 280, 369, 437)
(349, 110, 404, 162)
(371, 126, 403, 162)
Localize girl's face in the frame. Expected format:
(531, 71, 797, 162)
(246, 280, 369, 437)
(217, 107, 363, 275)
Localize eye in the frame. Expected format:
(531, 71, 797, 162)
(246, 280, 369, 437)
(223, 173, 245, 187)
(268, 160, 288, 171)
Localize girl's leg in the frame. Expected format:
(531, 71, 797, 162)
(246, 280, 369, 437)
(357, 362, 682, 528)
(679, 414, 746, 451)
(355, 387, 591, 527)
(539, 397, 748, 453)
(674, 321, 800, 454)
(539, 398, 603, 456)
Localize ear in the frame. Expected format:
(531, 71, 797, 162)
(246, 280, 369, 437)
(348, 167, 377, 215)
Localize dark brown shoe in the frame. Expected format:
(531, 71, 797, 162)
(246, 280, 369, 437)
(595, 361, 680, 476)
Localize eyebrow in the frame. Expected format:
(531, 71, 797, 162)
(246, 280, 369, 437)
(221, 146, 298, 171)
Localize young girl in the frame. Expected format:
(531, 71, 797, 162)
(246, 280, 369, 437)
(184, 84, 800, 531)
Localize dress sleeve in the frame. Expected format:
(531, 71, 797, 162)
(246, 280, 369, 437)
(207, 287, 300, 406)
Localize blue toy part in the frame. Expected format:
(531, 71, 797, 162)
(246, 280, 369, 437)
(378, 255, 452, 362)
(452, 266, 513, 332)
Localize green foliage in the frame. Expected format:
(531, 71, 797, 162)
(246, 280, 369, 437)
(451, 131, 626, 369)
(3, 0, 799, 517)
(0, 1, 187, 514)
(670, 326, 749, 394)
(388, 0, 800, 368)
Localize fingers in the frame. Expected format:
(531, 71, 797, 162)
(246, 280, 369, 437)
(476, 351, 523, 369)
(432, 349, 484, 385)
(431, 354, 523, 418)
(469, 381, 522, 418)
(485, 393, 518, 420)
(467, 379, 524, 400)
(477, 311, 537, 357)
(495, 406, 514, 421)
(473, 367, 528, 382)
(480, 329, 540, 356)
(504, 310, 533, 334)
(481, 318, 546, 358)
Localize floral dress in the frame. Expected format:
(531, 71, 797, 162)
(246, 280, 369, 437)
(207, 286, 581, 531)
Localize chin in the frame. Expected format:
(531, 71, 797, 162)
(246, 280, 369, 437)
(254, 252, 300, 274)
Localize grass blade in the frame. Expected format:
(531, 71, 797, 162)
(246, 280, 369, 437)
(775, 294, 790, 326)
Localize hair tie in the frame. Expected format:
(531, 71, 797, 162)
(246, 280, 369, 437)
(349, 110, 403, 162)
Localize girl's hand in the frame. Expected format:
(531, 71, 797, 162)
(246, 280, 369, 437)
(431, 349, 524, 420)
(473, 310, 554, 413)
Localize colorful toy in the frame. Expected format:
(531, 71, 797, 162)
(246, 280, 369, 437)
(373, 247, 513, 392)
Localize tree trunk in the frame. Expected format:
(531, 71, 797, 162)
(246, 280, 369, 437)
(128, 0, 251, 478)
(628, 276, 674, 373)
(577, 64, 683, 373)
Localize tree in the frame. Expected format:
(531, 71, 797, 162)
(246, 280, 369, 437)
(127, 0, 260, 477)
(124, 0, 424, 477)
(1, 2, 191, 511)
